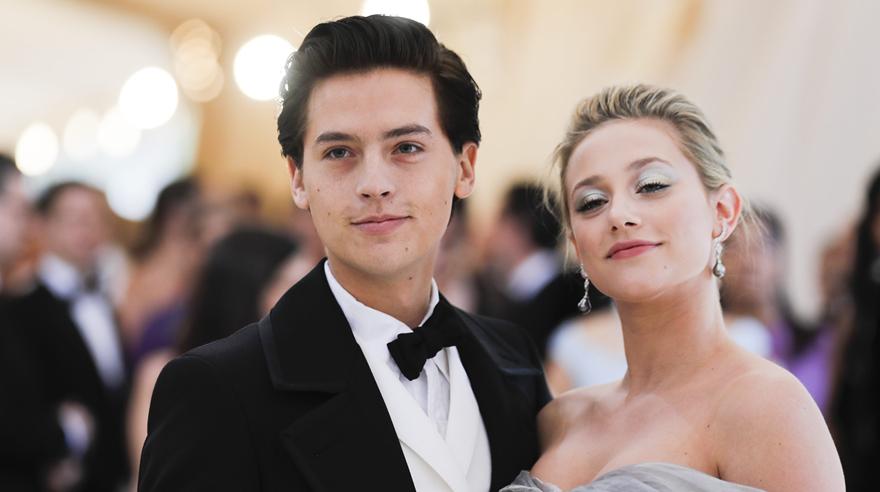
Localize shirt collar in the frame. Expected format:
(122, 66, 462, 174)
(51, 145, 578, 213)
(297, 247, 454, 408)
(39, 253, 84, 300)
(324, 260, 439, 346)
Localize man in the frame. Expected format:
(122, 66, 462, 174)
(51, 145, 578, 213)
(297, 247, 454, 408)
(140, 15, 550, 492)
(11, 182, 129, 491)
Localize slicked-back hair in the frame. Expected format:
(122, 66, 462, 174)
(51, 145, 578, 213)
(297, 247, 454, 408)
(277, 15, 481, 167)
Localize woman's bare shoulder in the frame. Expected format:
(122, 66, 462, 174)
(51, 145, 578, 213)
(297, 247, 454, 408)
(537, 381, 618, 446)
(709, 351, 844, 491)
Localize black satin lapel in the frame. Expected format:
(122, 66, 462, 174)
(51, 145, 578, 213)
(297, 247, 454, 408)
(453, 307, 546, 491)
(279, 362, 416, 492)
(266, 261, 416, 492)
(454, 326, 522, 490)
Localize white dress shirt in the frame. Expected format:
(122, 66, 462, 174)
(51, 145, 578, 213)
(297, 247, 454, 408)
(324, 261, 451, 436)
(39, 254, 126, 389)
(324, 261, 491, 492)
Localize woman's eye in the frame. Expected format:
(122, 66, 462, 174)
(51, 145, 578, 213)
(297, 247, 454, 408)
(396, 143, 422, 154)
(637, 181, 669, 193)
(325, 148, 352, 159)
(576, 196, 607, 213)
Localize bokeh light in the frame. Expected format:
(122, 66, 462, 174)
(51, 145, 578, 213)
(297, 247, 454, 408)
(118, 66, 179, 129)
(97, 106, 141, 157)
(62, 108, 100, 161)
(105, 167, 161, 221)
(171, 19, 224, 102)
(361, 0, 431, 26)
(15, 122, 59, 176)
(233, 34, 294, 101)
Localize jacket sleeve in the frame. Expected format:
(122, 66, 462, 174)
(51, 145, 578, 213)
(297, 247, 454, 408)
(138, 354, 258, 491)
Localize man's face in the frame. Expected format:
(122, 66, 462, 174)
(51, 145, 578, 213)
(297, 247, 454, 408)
(289, 68, 477, 280)
(0, 174, 30, 267)
(42, 187, 109, 272)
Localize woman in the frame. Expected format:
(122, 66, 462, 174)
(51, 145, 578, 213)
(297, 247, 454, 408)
(126, 227, 299, 487)
(505, 85, 843, 491)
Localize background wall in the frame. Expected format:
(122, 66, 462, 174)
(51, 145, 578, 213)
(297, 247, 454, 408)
(2, 0, 878, 318)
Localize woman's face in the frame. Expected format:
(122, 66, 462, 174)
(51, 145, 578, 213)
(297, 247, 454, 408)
(564, 118, 725, 302)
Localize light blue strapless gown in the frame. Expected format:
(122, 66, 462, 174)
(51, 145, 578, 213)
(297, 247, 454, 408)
(501, 463, 765, 492)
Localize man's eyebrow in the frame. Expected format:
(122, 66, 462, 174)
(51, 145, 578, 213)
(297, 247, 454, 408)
(315, 132, 357, 144)
(382, 124, 432, 140)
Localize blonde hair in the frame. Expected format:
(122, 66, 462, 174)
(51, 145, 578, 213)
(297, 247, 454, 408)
(551, 84, 742, 230)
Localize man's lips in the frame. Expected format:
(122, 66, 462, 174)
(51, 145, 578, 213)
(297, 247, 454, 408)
(606, 240, 661, 259)
(351, 215, 410, 234)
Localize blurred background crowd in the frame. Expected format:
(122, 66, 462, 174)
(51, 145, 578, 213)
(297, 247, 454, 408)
(1, 0, 878, 491)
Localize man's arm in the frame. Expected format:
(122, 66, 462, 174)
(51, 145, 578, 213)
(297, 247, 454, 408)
(138, 354, 258, 491)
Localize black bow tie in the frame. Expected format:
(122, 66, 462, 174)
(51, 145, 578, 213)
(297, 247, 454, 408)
(387, 298, 464, 381)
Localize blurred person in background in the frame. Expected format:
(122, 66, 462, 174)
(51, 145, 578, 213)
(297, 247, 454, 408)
(479, 181, 609, 358)
(0, 155, 28, 291)
(830, 166, 880, 491)
(10, 182, 129, 491)
(721, 205, 835, 411)
(119, 178, 206, 365)
(1, 154, 76, 491)
(543, 303, 626, 395)
(126, 227, 297, 486)
(435, 199, 479, 311)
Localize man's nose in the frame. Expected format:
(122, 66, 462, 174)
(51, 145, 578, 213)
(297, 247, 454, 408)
(355, 153, 395, 199)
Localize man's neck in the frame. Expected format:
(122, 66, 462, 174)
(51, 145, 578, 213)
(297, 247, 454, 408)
(326, 258, 435, 328)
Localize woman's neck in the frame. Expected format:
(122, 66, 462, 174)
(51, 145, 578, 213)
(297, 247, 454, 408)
(615, 276, 731, 393)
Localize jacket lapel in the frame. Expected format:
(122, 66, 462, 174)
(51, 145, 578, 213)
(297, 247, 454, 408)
(454, 307, 545, 491)
(258, 262, 416, 492)
(445, 346, 481, 476)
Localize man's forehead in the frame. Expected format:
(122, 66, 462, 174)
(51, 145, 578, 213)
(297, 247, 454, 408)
(303, 68, 440, 143)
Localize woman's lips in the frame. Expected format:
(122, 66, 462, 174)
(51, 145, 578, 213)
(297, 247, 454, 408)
(606, 240, 661, 259)
(609, 243, 658, 259)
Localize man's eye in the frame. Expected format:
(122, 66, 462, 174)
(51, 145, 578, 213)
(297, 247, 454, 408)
(396, 143, 422, 154)
(326, 148, 352, 159)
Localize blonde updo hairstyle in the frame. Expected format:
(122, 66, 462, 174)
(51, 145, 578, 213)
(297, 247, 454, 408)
(551, 84, 747, 235)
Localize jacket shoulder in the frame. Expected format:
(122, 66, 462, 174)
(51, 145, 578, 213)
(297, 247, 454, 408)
(454, 308, 542, 369)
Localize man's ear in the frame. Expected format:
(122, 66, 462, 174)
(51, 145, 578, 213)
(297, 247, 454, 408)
(287, 157, 310, 211)
(712, 184, 742, 240)
(453, 142, 478, 199)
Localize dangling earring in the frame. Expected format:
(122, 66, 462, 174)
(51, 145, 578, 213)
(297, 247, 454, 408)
(712, 225, 727, 278)
(578, 265, 592, 314)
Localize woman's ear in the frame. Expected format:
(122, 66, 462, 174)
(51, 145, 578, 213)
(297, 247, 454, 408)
(713, 184, 742, 240)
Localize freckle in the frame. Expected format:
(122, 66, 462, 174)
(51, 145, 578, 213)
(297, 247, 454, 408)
(316, 188, 320, 192)
(405, 247, 409, 252)
(408, 276, 413, 281)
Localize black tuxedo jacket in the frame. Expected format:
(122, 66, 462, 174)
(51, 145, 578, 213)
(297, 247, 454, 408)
(10, 283, 130, 492)
(139, 262, 551, 491)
